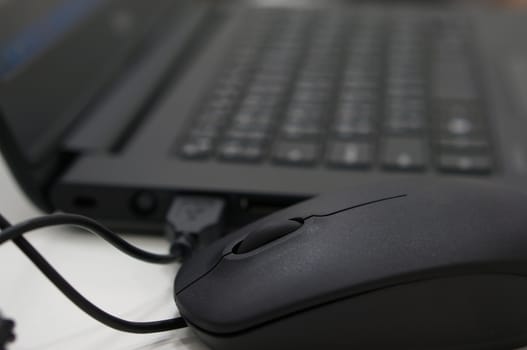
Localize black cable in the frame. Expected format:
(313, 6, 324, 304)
(0, 213, 180, 264)
(12, 236, 186, 333)
(0, 213, 187, 334)
(0, 310, 15, 350)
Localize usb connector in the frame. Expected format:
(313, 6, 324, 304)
(165, 195, 226, 261)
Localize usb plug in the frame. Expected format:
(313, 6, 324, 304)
(165, 195, 225, 261)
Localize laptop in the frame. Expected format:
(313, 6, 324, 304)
(1, 0, 527, 232)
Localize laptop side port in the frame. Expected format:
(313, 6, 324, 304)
(73, 196, 98, 209)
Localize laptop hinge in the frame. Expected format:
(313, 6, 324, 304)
(64, 4, 211, 154)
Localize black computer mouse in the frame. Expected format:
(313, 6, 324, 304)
(174, 179, 527, 350)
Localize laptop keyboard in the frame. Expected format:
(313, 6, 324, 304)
(177, 9, 493, 175)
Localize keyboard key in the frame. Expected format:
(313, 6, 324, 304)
(285, 104, 326, 122)
(439, 115, 484, 136)
(188, 126, 219, 139)
(339, 88, 378, 102)
(436, 100, 475, 118)
(218, 139, 264, 162)
(341, 78, 378, 90)
(434, 102, 485, 144)
(200, 81, 245, 112)
(282, 124, 322, 139)
(385, 98, 427, 134)
(387, 97, 426, 112)
(327, 142, 372, 168)
(231, 114, 273, 128)
(296, 78, 333, 91)
(225, 129, 268, 141)
(240, 94, 281, 108)
(179, 137, 214, 159)
(384, 117, 426, 134)
(290, 89, 331, 104)
(198, 111, 226, 122)
(386, 85, 426, 98)
(273, 141, 318, 166)
(381, 137, 427, 171)
(336, 101, 377, 119)
(432, 62, 478, 100)
(247, 83, 287, 96)
(236, 103, 276, 118)
(343, 69, 379, 82)
(437, 135, 490, 151)
(333, 119, 375, 138)
(437, 154, 492, 174)
(387, 99, 426, 123)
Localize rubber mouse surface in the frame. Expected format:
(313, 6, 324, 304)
(174, 179, 527, 350)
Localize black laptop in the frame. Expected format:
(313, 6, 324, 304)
(2, 0, 527, 231)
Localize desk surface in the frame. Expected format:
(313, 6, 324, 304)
(0, 156, 208, 349)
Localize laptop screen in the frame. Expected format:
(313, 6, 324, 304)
(0, 0, 173, 164)
(0, 0, 106, 81)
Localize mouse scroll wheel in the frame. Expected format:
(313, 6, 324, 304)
(234, 219, 304, 254)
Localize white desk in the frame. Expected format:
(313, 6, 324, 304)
(0, 156, 208, 349)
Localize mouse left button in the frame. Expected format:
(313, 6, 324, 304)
(234, 220, 303, 254)
(174, 236, 233, 294)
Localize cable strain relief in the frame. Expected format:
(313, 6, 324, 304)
(169, 234, 198, 261)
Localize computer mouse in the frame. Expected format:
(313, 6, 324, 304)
(174, 179, 527, 350)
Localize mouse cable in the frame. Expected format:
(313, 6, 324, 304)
(0, 213, 181, 264)
(0, 195, 226, 263)
(0, 213, 187, 333)
(0, 310, 15, 350)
